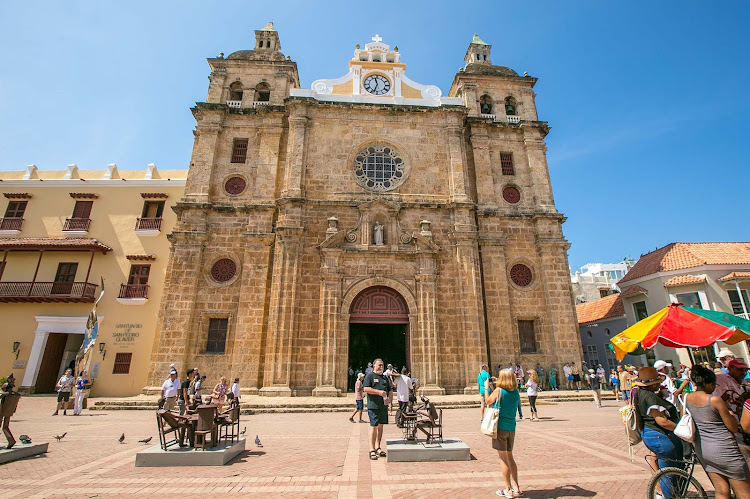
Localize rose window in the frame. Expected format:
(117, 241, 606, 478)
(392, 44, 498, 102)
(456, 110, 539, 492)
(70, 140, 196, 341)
(353, 145, 406, 191)
(503, 186, 521, 204)
(224, 176, 247, 195)
(510, 263, 533, 287)
(211, 258, 237, 283)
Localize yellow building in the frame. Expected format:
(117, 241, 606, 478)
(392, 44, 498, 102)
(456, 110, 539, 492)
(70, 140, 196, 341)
(0, 164, 186, 396)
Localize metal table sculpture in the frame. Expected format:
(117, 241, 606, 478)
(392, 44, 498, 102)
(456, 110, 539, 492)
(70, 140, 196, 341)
(1, 374, 21, 449)
(399, 396, 443, 444)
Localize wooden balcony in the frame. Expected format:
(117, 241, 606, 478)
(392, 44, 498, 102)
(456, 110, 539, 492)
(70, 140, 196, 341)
(118, 283, 149, 299)
(62, 218, 91, 232)
(134, 217, 162, 232)
(0, 281, 98, 303)
(0, 218, 23, 231)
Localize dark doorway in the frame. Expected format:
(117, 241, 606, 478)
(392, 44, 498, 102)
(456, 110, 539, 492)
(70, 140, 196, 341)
(35, 333, 68, 393)
(349, 323, 408, 373)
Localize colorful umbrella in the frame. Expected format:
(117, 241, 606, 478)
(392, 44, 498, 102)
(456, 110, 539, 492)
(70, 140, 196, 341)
(610, 303, 750, 361)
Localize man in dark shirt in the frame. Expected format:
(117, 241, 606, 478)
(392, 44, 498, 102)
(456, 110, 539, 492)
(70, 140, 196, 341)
(363, 358, 390, 460)
(178, 368, 193, 415)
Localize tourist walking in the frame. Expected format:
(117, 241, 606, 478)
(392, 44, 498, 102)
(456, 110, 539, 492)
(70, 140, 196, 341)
(53, 368, 75, 416)
(717, 348, 736, 374)
(350, 372, 365, 423)
(571, 362, 582, 390)
(363, 358, 390, 460)
(525, 370, 539, 421)
(194, 375, 206, 405)
(231, 377, 241, 403)
(563, 363, 573, 390)
(633, 366, 683, 498)
(178, 368, 193, 415)
(548, 367, 558, 390)
(610, 369, 620, 399)
(211, 376, 228, 412)
(161, 369, 180, 411)
(365, 362, 374, 375)
(483, 368, 523, 498)
(514, 364, 524, 390)
(686, 365, 750, 499)
(655, 360, 685, 407)
(73, 370, 89, 416)
(587, 369, 602, 408)
(348, 366, 354, 392)
(618, 365, 632, 401)
(393, 367, 413, 427)
(535, 363, 545, 391)
(384, 364, 396, 415)
(477, 364, 491, 420)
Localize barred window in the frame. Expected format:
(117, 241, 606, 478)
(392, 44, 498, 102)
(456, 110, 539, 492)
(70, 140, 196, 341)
(112, 353, 133, 374)
(231, 138, 248, 164)
(206, 318, 228, 353)
(500, 153, 515, 175)
(518, 320, 537, 353)
(4, 201, 27, 218)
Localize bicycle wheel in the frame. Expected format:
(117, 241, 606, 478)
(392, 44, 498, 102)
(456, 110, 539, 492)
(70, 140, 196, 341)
(646, 467, 707, 499)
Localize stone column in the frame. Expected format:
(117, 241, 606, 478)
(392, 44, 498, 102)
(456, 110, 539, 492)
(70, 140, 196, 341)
(313, 252, 342, 396)
(280, 106, 308, 199)
(184, 120, 222, 203)
(446, 115, 470, 204)
(260, 226, 303, 396)
(468, 130, 497, 208)
(255, 125, 284, 202)
(414, 255, 444, 395)
(523, 130, 555, 211)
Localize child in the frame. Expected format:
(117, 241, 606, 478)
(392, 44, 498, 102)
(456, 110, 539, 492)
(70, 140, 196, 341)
(525, 370, 540, 421)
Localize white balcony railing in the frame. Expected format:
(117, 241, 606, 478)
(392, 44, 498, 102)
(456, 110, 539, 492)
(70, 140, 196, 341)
(737, 312, 750, 320)
(253, 101, 270, 107)
(226, 100, 242, 109)
(506, 115, 521, 124)
(480, 113, 496, 120)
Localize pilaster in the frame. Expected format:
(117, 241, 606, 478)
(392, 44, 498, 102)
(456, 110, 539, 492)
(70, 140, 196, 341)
(446, 115, 470, 204)
(280, 105, 309, 199)
(313, 252, 343, 397)
(523, 130, 555, 211)
(469, 130, 497, 208)
(184, 119, 222, 203)
(414, 256, 444, 395)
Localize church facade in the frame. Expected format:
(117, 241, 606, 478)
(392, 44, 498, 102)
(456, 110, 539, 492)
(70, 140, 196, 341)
(147, 24, 582, 395)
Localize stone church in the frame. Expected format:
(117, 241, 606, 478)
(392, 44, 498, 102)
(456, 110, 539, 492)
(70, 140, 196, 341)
(147, 23, 582, 396)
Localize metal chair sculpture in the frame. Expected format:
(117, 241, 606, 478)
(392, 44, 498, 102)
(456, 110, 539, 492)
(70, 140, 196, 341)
(194, 405, 219, 450)
(217, 404, 241, 442)
(157, 409, 189, 450)
(415, 400, 443, 444)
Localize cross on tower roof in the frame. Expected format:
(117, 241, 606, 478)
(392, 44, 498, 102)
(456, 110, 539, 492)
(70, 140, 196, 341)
(371, 34, 382, 43)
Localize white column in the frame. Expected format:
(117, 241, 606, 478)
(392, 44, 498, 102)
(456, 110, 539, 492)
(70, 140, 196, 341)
(21, 331, 48, 388)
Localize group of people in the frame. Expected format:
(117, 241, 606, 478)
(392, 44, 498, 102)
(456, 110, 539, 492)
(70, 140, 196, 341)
(53, 368, 89, 416)
(630, 349, 750, 498)
(160, 366, 241, 414)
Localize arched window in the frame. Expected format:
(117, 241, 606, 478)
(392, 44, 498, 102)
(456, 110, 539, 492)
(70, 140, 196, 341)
(254, 82, 270, 102)
(505, 96, 517, 116)
(266, 40, 271, 48)
(228, 82, 243, 102)
(479, 95, 493, 114)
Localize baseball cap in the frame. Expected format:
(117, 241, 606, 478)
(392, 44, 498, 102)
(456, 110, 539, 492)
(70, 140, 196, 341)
(653, 360, 672, 370)
(728, 359, 749, 370)
(717, 349, 735, 360)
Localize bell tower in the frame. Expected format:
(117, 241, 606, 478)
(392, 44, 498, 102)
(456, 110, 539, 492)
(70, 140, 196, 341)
(254, 22, 281, 53)
(464, 34, 491, 67)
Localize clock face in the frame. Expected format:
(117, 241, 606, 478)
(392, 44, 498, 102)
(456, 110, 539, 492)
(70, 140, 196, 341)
(363, 74, 390, 96)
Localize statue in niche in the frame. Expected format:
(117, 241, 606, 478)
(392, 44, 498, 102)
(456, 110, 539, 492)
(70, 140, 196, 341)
(373, 222, 384, 246)
(0, 374, 21, 449)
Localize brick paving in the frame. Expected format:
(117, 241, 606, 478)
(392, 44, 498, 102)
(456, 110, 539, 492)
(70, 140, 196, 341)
(0, 396, 715, 498)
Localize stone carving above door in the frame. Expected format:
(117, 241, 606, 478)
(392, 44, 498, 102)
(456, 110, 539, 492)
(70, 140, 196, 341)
(319, 199, 438, 253)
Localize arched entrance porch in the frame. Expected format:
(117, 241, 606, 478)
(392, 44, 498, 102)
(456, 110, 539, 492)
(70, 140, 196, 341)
(348, 286, 409, 376)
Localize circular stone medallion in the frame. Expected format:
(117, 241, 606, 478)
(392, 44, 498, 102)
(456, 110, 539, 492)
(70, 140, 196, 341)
(224, 176, 247, 195)
(211, 258, 237, 283)
(353, 145, 406, 192)
(510, 263, 533, 287)
(503, 186, 521, 204)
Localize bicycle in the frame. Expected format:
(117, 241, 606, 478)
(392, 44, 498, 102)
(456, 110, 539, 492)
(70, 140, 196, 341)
(645, 450, 707, 499)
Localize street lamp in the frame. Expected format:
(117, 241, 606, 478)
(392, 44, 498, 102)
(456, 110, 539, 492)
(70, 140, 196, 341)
(12, 342, 20, 360)
(98, 342, 106, 360)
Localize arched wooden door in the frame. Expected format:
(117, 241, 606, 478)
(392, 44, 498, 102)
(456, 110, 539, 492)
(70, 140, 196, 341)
(348, 286, 410, 372)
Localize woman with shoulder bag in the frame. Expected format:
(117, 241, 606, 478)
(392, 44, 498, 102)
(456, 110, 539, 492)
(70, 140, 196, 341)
(686, 365, 750, 499)
(484, 368, 522, 498)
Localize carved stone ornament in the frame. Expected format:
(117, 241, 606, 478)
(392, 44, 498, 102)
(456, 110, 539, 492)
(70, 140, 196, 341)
(353, 145, 406, 192)
(510, 263, 533, 287)
(211, 258, 237, 283)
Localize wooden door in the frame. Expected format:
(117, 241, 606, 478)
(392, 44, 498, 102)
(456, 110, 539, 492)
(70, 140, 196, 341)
(52, 262, 78, 294)
(35, 333, 68, 393)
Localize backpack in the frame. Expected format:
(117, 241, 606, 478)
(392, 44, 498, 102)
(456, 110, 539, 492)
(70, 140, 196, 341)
(620, 388, 642, 461)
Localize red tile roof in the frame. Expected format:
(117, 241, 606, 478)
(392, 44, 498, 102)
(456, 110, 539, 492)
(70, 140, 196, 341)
(663, 274, 706, 287)
(619, 242, 750, 283)
(576, 294, 624, 324)
(718, 272, 750, 283)
(620, 285, 648, 298)
(0, 238, 111, 253)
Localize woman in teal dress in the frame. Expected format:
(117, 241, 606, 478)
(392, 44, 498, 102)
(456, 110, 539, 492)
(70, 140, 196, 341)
(548, 367, 558, 390)
(484, 368, 523, 498)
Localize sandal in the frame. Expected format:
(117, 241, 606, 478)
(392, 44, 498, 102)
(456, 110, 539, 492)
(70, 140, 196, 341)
(375, 447, 386, 457)
(369, 450, 378, 460)
(496, 490, 514, 498)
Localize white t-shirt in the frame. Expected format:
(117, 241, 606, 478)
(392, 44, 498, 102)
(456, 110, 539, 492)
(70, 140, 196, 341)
(525, 380, 538, 397)
(395, 375, 413, 403)
(660, 375, 677, 405)
(563, 365, 572, 377)
(161, 378, 180, 397)
(231, 383, 241, 398)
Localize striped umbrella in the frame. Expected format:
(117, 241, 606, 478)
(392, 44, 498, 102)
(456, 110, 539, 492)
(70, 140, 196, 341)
(610, 303, 750, 361)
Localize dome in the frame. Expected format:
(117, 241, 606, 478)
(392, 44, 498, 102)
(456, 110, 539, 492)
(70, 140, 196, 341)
(463, 64, 518, 77)
(226, 50, 256, 60)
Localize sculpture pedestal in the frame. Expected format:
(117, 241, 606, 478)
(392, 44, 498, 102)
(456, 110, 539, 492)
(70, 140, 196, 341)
(385, 438, 470, 462)
(0, 442, 48, 464)
(135, 438, 245, 467)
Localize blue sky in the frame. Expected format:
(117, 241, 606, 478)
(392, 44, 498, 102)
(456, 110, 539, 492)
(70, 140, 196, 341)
(1, 1, 748, 270)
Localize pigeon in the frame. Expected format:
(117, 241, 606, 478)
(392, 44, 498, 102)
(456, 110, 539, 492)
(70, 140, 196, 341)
(254, 435, 263, 447)
(138, 437, 152, 444)
(240, 427, 247, 436)
(118, 433, 125, 444)
(53, 432, 67, 442)
(19, 435, 31, 444)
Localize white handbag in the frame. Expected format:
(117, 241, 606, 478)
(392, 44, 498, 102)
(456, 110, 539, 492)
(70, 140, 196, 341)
(481, 399, 499, 438)
(674, 394, 695, 443)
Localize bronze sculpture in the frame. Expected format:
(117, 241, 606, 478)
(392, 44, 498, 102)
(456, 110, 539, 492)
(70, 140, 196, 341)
(1, 374, 21, 449)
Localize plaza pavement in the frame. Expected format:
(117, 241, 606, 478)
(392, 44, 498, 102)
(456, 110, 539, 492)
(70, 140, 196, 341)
(0, 395, 715, 498)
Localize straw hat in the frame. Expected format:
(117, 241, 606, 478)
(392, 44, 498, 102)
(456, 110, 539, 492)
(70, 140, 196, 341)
(633, 366, 662, 387)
